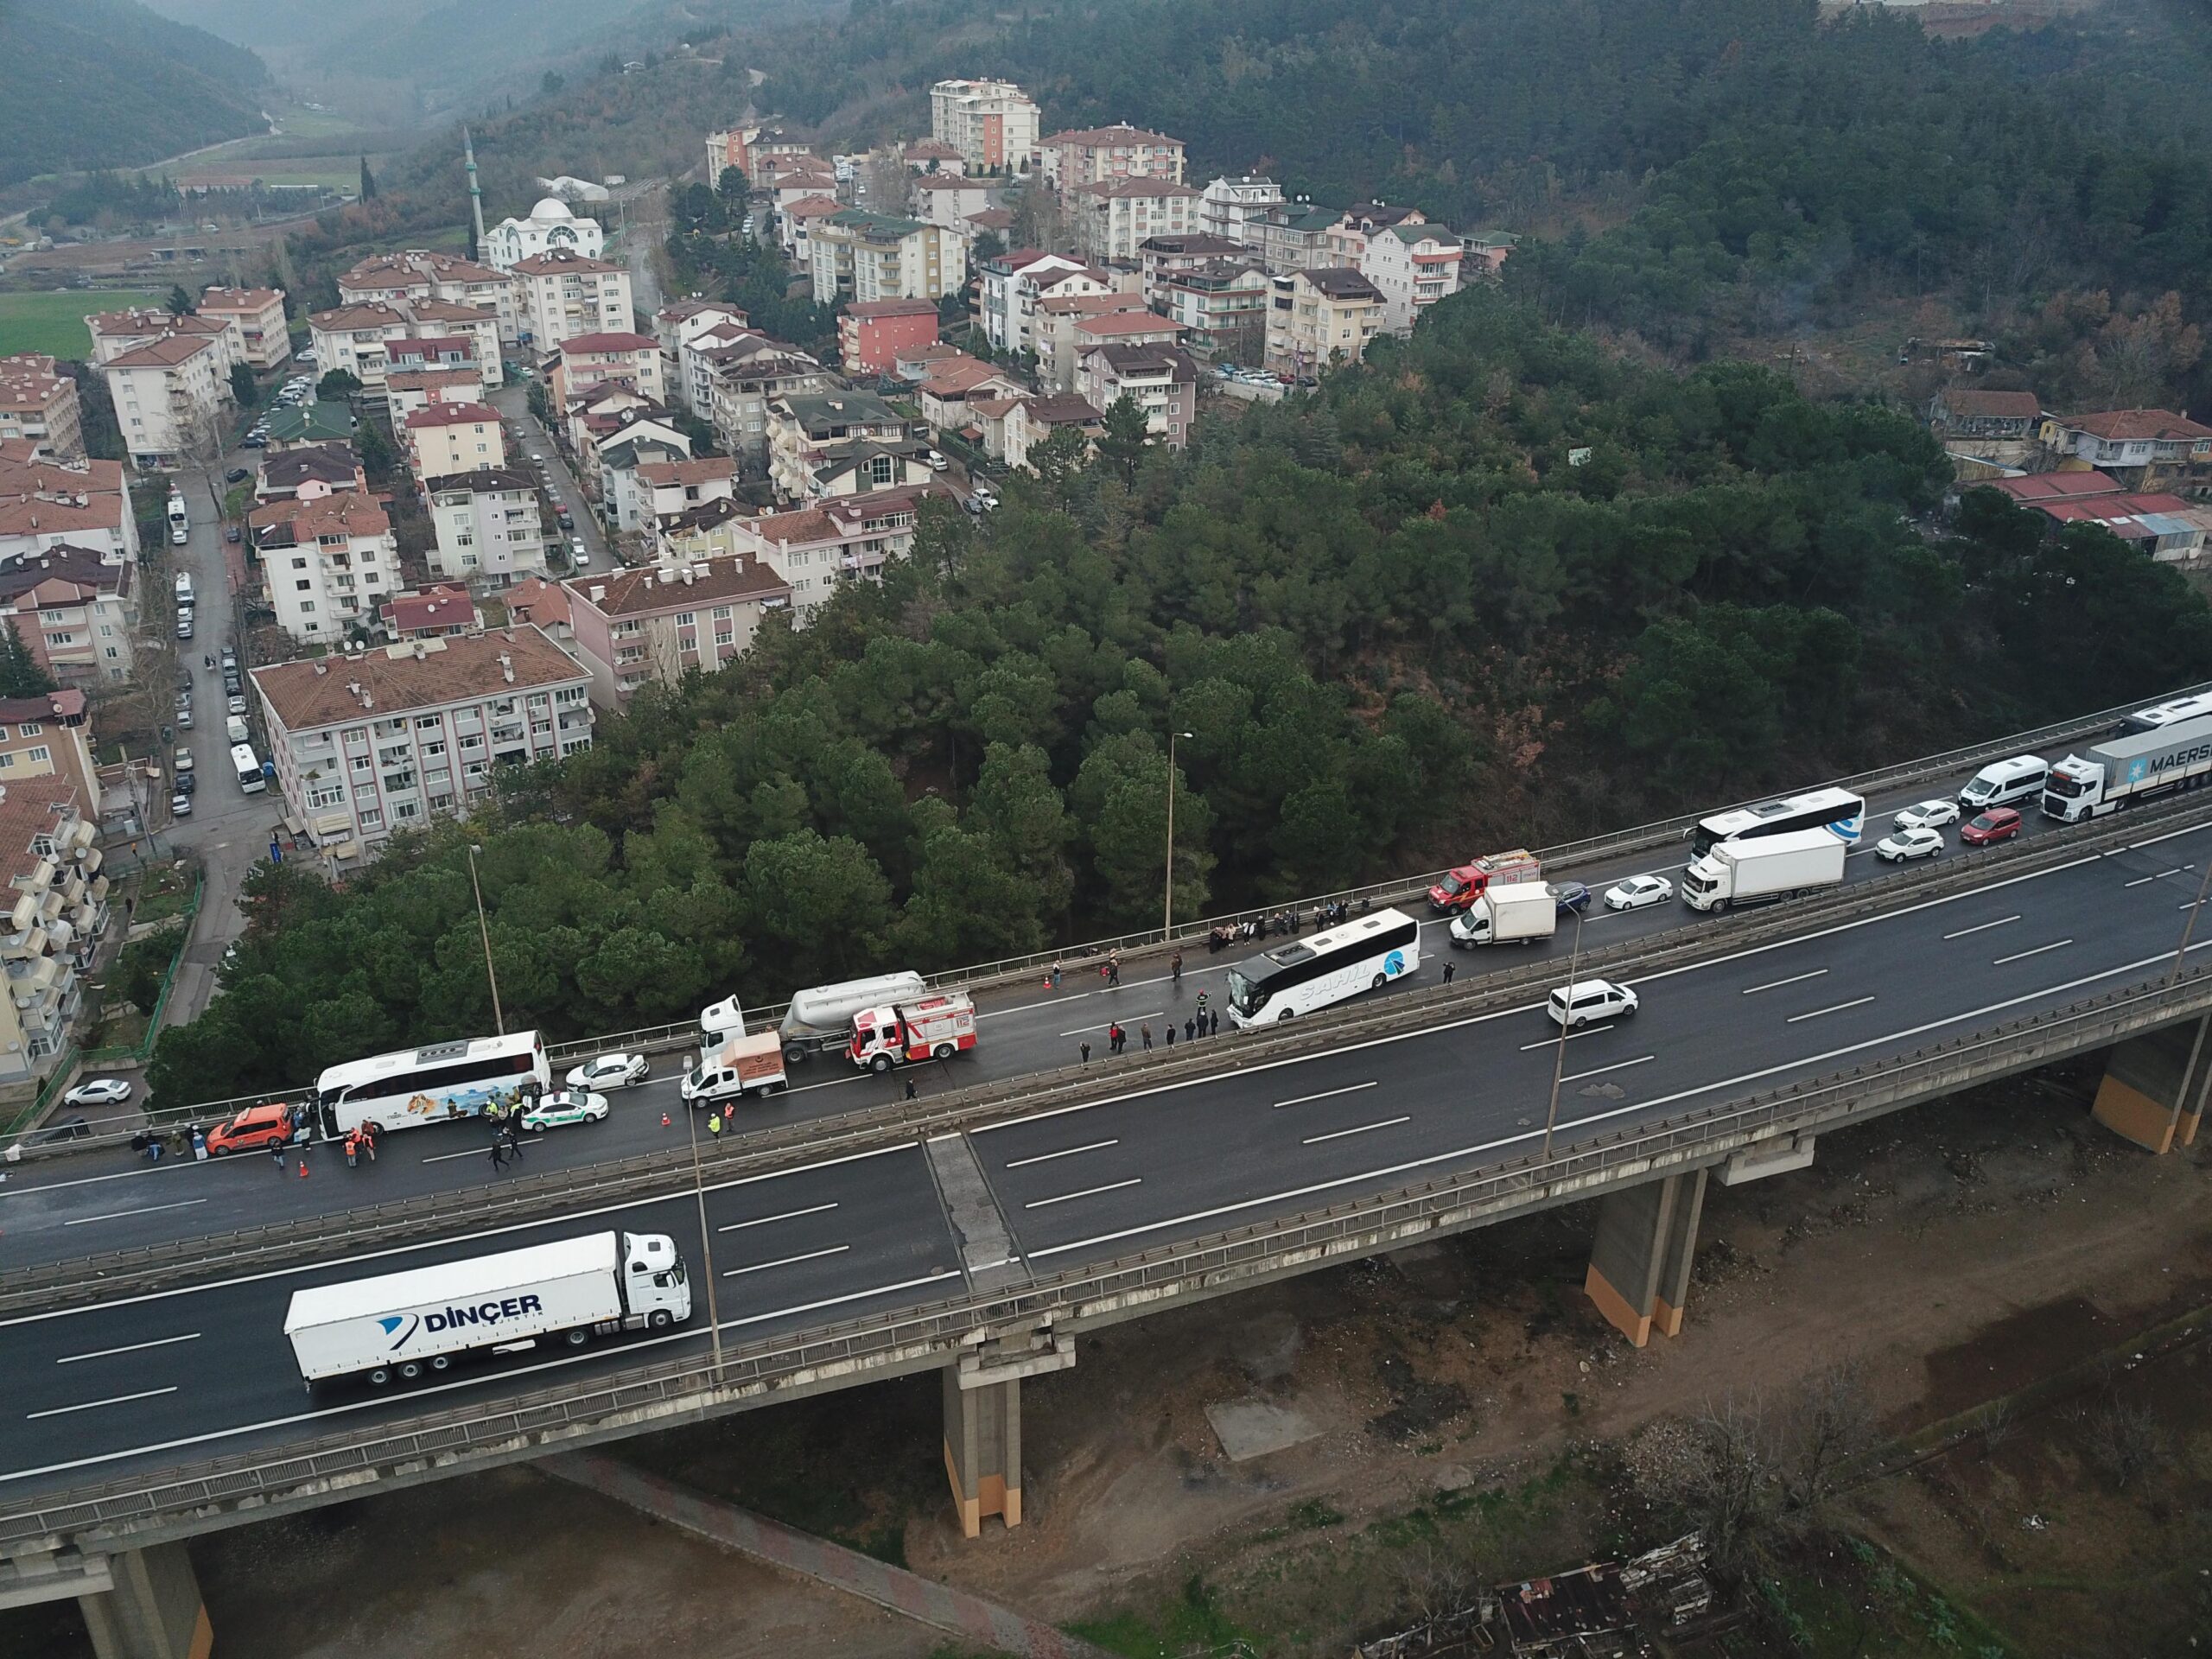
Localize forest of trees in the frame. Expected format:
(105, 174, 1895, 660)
(144, 283, 2212, 1105)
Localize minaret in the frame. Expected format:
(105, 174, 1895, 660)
(463, 125, 486, 251)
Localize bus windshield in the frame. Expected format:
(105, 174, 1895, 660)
(1225, 968, 1261, 1017)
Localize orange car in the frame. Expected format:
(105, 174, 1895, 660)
(206, 1103, 300, 1156)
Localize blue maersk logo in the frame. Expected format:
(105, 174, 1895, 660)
(2129, 758, 2150, 785)
(378, 1314, 421, 1351)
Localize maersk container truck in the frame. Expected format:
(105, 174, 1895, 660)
(283, 1230, 691, 1389)
(1681, 827, 1847, 912)
(2043, 713, 2212, 823)
(1448, 883, 1557, 947)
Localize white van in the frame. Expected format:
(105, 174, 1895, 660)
(1959, 755, 2048, 811)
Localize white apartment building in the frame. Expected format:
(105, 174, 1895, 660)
(808, 212, 967, 305)
(248, 492, 398, 644)
(254, 627, 594, 861)
(423, 467, 549, 582)
(86, 309, 240, 374)
(0, 448, 140, 564)
(0, 548, 138, 686)
(979, 251, 1101, 353)
(702, 340, 832, 467)
(929, 78, 1041, 171)
(0, 356, 85, 464)
(563, 556, 791, 708)
(402, 401, 507, 482)
(307, 302, 414, 391)
(512, 251, 636, 351)
(1072, 179, 1203, 264)
(910, 176, 998, 235)
(1040, 125, 1186, 195)
(1361, 222, 1464, 335)
(726, 484, 935, 624)
(1265, 267, 1385, 376)
(0, 777, 108, 1084)
(551, 333, 666, 409)
(100, 335, 229, 470)
(197, 286, 291, 368)
(1200, 175, 1284, 246)
(337, 250, 521, 346)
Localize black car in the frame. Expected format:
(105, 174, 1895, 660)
(225, 466, 251, 483)
(240, 435, 267, 448)
(175, 771, 197, 794)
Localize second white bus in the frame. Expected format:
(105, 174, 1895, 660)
(1688, 786, 1865, 861)
(231, 743, 266, 794)
(315, 1031, 550, 1140)
(1225, 906, 1422, 1028)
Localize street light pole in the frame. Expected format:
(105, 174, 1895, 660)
(683, 1096, 726, 1382)
(2158, 850, 2212, 1147)
(1164, 730, 1195, 940)
(466, 843, 505, 1035)
(1541, 906, 1585, 1162)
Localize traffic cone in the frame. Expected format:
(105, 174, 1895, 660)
(297, 1157, 309, 1178)
(661, 1111, 671, 1128)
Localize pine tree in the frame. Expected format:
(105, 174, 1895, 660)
(359, 156, 378, 201)
(166, 284, 194, 318)
(0, 622, 58, 698)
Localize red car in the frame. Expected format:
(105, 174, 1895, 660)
(1960, 807, 2022, 847)
(206, 1102, 300, 1156)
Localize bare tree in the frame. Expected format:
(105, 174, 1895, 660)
(1980, 1394, 2016, 1455)
(2085, 1398, 2167, 1491)
(1394, 1539, 1479, 1629)
(1779, 1359, 1877, 1527)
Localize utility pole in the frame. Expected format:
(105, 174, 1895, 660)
(466, 842, 505, 1033)
(1163, 730, 1194, 939)
(1541, 906, 1586, 1162)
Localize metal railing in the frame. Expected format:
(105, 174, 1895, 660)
(4, 793, 2201, 1311)
(21, 682, 2195, 1166)
(7, 959, 2207, 1554)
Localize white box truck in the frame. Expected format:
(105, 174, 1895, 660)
(682, 1031, 789, 1106)
(1681, 827, 1848, 912)
(283, 1230, 691, 1389)
(779, 970, 926, 1062)
(1448, 883, 1557, 947)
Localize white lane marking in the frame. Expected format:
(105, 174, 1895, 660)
(1785, 997, 1876, 1024)
(716, 1202, 838, 1233)
(1023, 1178, 1142, 1210)
(0, 1139, 926, 1331)
(1518, 1024, 1613, 1050)
(1560, 1055, 1655, 1083)
(62, 1198, 207, 1227)
(787, 1071, 874, 1095)
(1301, 1116, 1410, 1146)
(57, 1333, 199, 1364)
(979, 990, 1090, 1020)
(1273, 1082, 1376, 1110)
(0, 1268, 966, 1485)
(1058, 1012, 1160, 1038)
(1024, 939, 2211, 1262)
(1993, 938, 2072, 966)
(27, 1387, 178, 1420)
(1004, 1139, 1119, 1169)
(1744, 969, 1829, 995)
(1942, 914, 2020, 940)
(2125, 875, 2156, 887)
(720, 1243, 849, 1278)
(421, 1146, 501, 1164)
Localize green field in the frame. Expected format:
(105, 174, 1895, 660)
(0, 289, 164, 360)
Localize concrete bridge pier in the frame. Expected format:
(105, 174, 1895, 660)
(79, 1544, 211, 1659)
(942, 1330, 1075, 1537)
(2092, 1016, 2210, 1154)
(1584, 1168, 1707, 1347)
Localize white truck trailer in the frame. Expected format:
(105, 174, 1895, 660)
(1680, 827, 1848, 912)
(682, 1031, 790, 1106)
(283, 1230, 691, 1389)
(778, 971, 926, 1062)
(2043, 712, 2212, 822)
(1447, 883, 1557, 947)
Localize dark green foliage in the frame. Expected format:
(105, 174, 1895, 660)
(664, 185, 836, 356)
(227, 362, 258, 410)
(0, 623, 58, 698)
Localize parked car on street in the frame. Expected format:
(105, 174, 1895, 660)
(62, 1077, 133, 1108)
(521, 1089, 610, 1131)
(1603, 874, 1673, 911)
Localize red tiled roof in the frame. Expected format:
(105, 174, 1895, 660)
(1989, 471, 2124, 504)
(844, 298, 939, 319)
(1942, 390, 2042, 420)
(568, 556, 789, 616)
(2062, 408, 2212, 443)
(403, 401, 500, 429)
(1073, 312, 1184, 338)
(559, 333, 659, 354)
(636, 458, 739, 486)
(253, 627, 585, 731)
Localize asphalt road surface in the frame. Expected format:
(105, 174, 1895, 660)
(2, 811, 2205, 1499)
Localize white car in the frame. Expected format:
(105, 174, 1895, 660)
(1548, 979, 1639, 1028)
(520, 1089, 610, 1131)
(565, 1052, 651, 1091)
(1876, 826, 1943, 862)
(1604, 874, 1674, 911)
(62, 1077, 133, 1108)
(1892, 798, 1961, 831)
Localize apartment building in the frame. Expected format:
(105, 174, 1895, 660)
(1040, 305, 1185, 395)
(1265, 268, 1384, 375)
(766, 391, 927, 502)
(777, 194, 848, 264)
(551, 333, 665, 409)
(1003, 394, 1104, 472)
(655, 301, 752, 410)
(1040, 125, 1187, 195)
(838, 299, 940, 378)
(980, 251, 1112, 353)
(86, 308, 238, 373)
(0, 689, 101, 804)
(0, 445, 138, 564)
(564, 556, 791, 705)
(100, 334, 229, 470)
(1322, 203, 1428, 266)
(1251, 201, 1346, 276)
(0, 777, 107, 1084)
(381, 584, 481, 639)
(1158, 261, 1271, 360)
(809, 212, 967, 305)
(0, 357, 82, 467)
(1136, 235, 1254, 306)
(337, 250, 519, 345)
(727, 485, 936, 623)
(253, 443, 364, 505)
(1071, 178, 1203, 264)
(0, 552, 137, 686)
(513, 251, 636, 351)
(705, 125, 812, 187)
(1077, 343, 1197, 449)
(384, 367, 483, 426)
(633, 458, 740, 524)
(254, 628, 594, 860)
(306, 302, 413, 391)
(929, 78, 1042, 171)
(422, 467, 548, 582)
(196, 286, 291, 368)
(398, 307, 504, 386)
(700, 340, 830, 469)
(248, 491, 398, 645)
(917, 355, 1027, 435)
(905, 140, 967, 174)
(1199, 175, 1284, 246)
(910, 175, 998, 235)
(1361, 222, 1464, 334)
(402, 402, 507, 482)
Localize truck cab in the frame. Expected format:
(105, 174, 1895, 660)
(620, 1231, 692, 1327)
(849, 994, 977, 1072)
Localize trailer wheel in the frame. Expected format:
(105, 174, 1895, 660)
(869, 1054, 893, 1074)
(429, 1354, 451, 1371)
(398, 1360, 423, 1381)
(366, 1366, 391, 1388)
(565, 1327, 590, 1348)
(648, 1310, 673, 1330)
(932, 1042, 954, 1060)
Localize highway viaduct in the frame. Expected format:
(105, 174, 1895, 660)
(5, 773, 2212, 1655)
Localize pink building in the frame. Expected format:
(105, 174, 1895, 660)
(837, 298, 941, 377)
(563, 556, 793, 708)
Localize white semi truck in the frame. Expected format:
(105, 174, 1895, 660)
(697, 971, 931, 1065)
(1447, 883, 1557, 947)
(2043, 712, 2212, 822)
(283, 1230, 691, 1389)
(1681, 827, 1848, 912)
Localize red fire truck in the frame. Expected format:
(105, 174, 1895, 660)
(1426, 849, 1542, 912)
(849, 994, 978, 1071)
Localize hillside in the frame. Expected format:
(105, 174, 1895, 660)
(0, 0, 270, 188)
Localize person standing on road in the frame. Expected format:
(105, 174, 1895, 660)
(708, 1110, 723, 1143)
(1166, 1022, 1176, 1049)
(503, 1122, 523, 1162)
(488, 1137, 508, 1172)
(1185, 1017, 1197, 1042)
(1106, 952, 1122, 988)
(1210, 1009, 1220, 1037)
(1141, 1023, 1153, 1051)
(1079, 1040, 1092, 1065)
(1171, 952, 1182, 984)
(1051, 960, 1064, 990)
(1443, 961, 1455, 984)
(904, 1079, 918, 1101)
(271, 1141, 287, 1172)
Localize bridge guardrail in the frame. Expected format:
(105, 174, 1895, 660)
(8, 957, 2208, 1555)
(4, 794, 2202, 1312)
(14, 680, 2199, 1167)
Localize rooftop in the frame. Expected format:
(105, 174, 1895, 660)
(844, 297, 940, 320)
(258, 444, 361, 488)
(248, 491, 390, 544)
(403, 401, 501, 429)
(559, 332, 659, 355)
(0, 778, 86, 887)
(1074, 311, 1185, 338)
(1024, 393, 1105, 427)
(309, 302, 410, 332)
(103, 335, 219, 369)
(254, 626, 588, 731)
(380, 585, 479, 634)
(1044, 124, 1184, 149)
(1296, 266, 1384, 301)
(2060, 408, 2212, 443)
(0, 546, 130, 604)
(637, 457, 740, 487)
(1940, 389, 2043, 421)
(568, 556, 790, 617)
(1075, 177, 1202, 200)
(423, 466, 535, 494)
(512, 251, 622, 276)
(197, 286, 283, 310)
